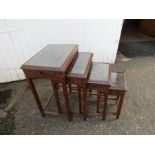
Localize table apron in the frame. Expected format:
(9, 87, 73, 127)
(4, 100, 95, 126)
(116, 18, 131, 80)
(87, 84, 109, 93)
(23, 69, 65, 82)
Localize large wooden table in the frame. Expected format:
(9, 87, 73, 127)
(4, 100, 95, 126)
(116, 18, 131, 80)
(21, 44, 78, 121)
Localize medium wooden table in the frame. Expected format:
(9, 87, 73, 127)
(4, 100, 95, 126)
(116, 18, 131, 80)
(87, 62, 111, 119)
(67, 52, 93, 120)
(21, 44, 78, 121)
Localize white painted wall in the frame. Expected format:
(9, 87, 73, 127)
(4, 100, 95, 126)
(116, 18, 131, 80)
(0, 19, 123, 83)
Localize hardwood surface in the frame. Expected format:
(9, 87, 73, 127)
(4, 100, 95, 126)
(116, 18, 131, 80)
(67, 52, 93, 79)
(109, 72, 127, 91)
(21, 44, 78, 72)
(88, 62, 111, 85)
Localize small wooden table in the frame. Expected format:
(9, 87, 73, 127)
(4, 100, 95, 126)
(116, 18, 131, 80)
(67, 52, 93, 120)
(108, 72, 127, 119)
(87, 62, 111, 120)
(21, 44, 78, 121)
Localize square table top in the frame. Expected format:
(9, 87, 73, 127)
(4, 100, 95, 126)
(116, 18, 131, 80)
(67, 52, 93, 79)
(21, 44, 78, 72)
(87, 62, 111, 85)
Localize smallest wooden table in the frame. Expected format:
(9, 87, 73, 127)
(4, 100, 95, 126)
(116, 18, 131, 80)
(87, 62, 111, 119)
(108, 72, 127, 119)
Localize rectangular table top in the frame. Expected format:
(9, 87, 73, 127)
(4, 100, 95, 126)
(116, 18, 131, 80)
(67, 52, 93, 79)
(88, 62, 111, 85)
(110, 72, 127, 91)
(21, 44, 78, 72)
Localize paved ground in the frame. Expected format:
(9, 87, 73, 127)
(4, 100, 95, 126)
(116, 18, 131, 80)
(1, 53, 155, 134)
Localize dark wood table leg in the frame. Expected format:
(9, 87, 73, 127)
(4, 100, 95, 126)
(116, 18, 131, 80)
(115, 96, 120, 105)
(116, 92, 125, 119)
(88, 89, 92, 96)
(51, 80, 62, 113)
(27, 78, 45, 117)
(56, 83, 59, 90)
(62, 82, 72, 121)
(97, 91, 101, 113)
(69, 84, 72, 94)
(102, 93, 108, 120)
(82, 87, 88, 121)
(78, 87, 82, 113)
